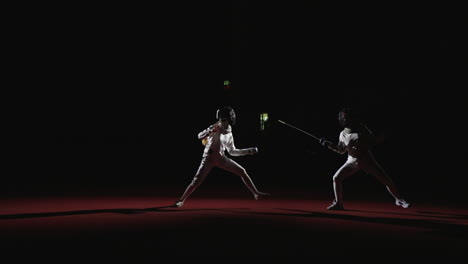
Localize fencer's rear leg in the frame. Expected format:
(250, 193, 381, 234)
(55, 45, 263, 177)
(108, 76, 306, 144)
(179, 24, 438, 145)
(174, 159, 212, 207)
(363, 162, 410, 208)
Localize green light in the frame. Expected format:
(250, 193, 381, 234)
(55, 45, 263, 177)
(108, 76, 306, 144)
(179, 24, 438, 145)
(224, 80, 230, 86)
(260, 113, 269, 131)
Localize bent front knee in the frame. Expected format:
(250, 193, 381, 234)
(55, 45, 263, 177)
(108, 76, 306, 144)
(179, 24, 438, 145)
(332, 175, 344, 183)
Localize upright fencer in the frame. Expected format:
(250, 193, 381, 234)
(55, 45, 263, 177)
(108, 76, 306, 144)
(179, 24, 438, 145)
(319, 107, 410, 210)
(174, 106, 270, 208)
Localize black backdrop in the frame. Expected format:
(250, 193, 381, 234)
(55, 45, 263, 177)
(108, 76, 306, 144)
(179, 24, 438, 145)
(17, 2, 467, 204)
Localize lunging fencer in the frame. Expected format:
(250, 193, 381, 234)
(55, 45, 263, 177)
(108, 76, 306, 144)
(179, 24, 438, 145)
(319, 107, 410, 210)
(174, 106, 270, 208)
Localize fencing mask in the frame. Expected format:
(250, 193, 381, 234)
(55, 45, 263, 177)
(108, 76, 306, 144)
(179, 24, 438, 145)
(216, 106, 236, 125)
(338, 107, 359, 129)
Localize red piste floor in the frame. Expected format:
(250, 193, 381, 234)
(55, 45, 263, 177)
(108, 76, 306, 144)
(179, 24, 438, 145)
(1, 190, 467, 262)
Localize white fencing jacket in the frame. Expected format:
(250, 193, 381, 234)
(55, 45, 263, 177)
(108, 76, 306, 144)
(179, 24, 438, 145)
(198, 123, 254, 158)
(327, 125, 378, 164)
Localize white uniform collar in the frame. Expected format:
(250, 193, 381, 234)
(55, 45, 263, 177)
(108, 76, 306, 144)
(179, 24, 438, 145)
(220, 125, 232, 134)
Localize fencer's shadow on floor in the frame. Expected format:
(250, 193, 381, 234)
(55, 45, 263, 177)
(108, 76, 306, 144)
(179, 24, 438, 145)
(2, 203, 467, 228)
(237, 208, 468, 236)
(416, 210, 468, 220)
(337, 209, 468, 220)
(0, 205, 244, 220)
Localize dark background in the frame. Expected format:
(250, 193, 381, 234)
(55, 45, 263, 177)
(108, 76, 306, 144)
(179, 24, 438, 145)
(16, 2, 467, 204)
